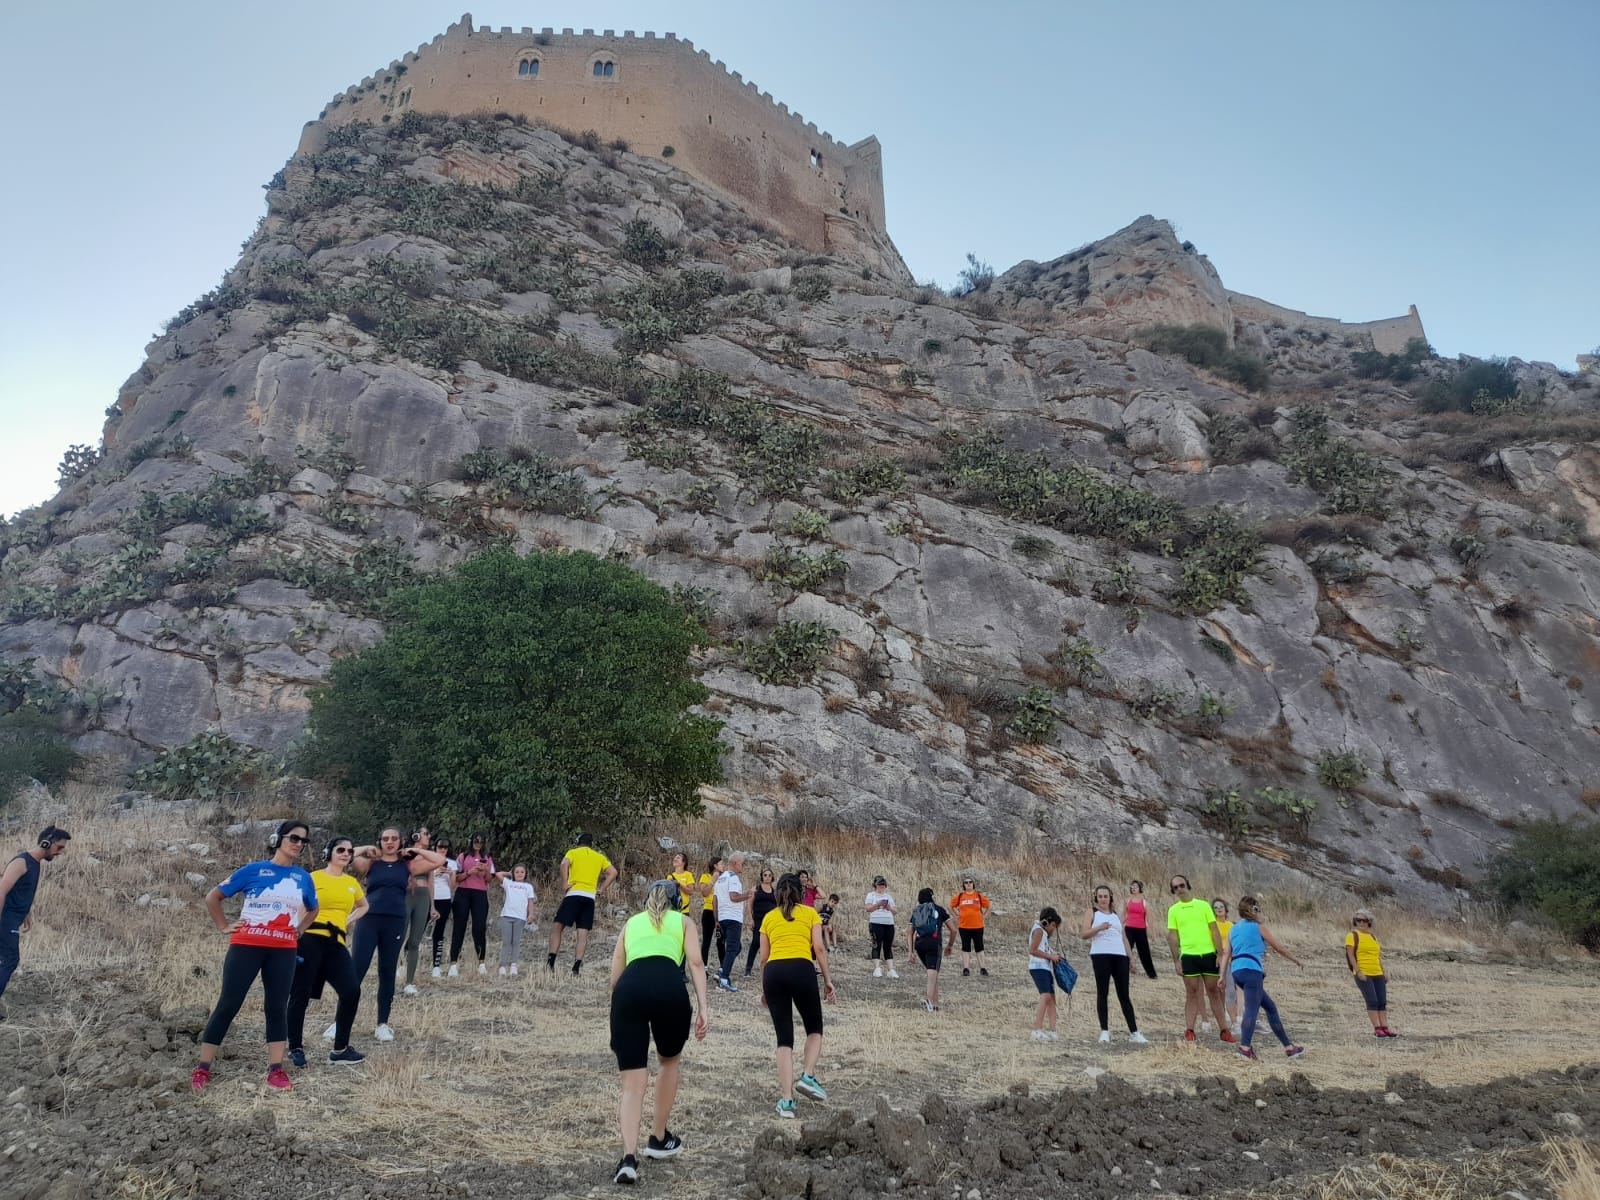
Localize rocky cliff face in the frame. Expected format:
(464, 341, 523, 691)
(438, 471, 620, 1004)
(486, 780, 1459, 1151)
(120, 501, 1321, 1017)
(6, 112, 1600, 904)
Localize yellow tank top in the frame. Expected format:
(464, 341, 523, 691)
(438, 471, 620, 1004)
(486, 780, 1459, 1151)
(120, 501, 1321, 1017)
(624, 909, 686, 965)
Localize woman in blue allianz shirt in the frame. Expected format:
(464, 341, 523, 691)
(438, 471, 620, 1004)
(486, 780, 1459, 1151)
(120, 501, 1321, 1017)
(1228, 895, 1305, 1061)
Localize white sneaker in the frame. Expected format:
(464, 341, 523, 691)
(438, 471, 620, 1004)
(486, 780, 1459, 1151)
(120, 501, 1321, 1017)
(1031, 1030, 1048, 1043)
(873, 964, 883, 978)
(498, 966, 507, 977)
(322, 1022, 337, 1040)
(509, 963, 518, 976)
(1098, 1030, 1111, 1044)
(1129, 1031, 1149, 1045)
(431, 966, 442, 979)
(1045, 1030, 1058, 1041)
(448, 964, 460, 978)
(402, 984, 418, 996)
(478, 963, 488, 976)
(375, 1024, 394, 1042)
(886, 967, 899, 979)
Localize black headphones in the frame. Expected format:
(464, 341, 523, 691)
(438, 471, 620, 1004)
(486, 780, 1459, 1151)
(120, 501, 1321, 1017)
(1170, 876, 1189, 895)
(268, 821, 306, 851)
(323, 837, 350, 863)
(38, 825, 66, 850)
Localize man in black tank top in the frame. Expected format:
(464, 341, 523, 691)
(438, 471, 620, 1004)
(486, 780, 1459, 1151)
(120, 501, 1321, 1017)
(0, 825, 72, 1012)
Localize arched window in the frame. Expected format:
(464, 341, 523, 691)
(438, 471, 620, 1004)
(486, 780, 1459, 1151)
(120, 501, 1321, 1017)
(593, 59, 616, 78)
(603, 61, 614, 76)
(514, 52, 540, 78)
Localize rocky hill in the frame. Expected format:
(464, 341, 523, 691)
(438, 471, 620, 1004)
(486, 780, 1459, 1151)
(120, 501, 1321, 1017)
(5, 111, 1599, 903)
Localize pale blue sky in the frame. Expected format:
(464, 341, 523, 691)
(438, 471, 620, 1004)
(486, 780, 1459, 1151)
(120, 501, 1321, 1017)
(3, 1, 1595, 517)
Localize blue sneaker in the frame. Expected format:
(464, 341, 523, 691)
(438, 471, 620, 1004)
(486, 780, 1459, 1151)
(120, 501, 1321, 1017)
(775, 1098, 797, 1119)
(795, 1073, 827, 1101)
(717, 976, 738, 993)
(288, 1047, 307, 1069)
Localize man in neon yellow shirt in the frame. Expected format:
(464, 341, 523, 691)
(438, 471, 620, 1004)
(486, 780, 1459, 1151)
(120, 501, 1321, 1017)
(547, 832, 617, 976)
(1164, 874, 1234, 1043)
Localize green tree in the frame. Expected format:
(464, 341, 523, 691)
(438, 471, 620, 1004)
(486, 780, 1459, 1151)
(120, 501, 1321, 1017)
(1484, 818, 1600, 951)
(299, 548, 723, 862)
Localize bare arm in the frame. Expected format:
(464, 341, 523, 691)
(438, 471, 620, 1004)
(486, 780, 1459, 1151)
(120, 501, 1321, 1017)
(403, 848, 447, 876)
(1261, 923, 1301, 968)
(0, 858, 25, 904)
(557, 858, 572, 892)
(1345, 936, 1364, 978)
(599, 865, 617, 896)
(683, 914, 709, 1038)
(346, 897, 369, 929)
(609, 927, 627, 989)
(204, 887, 230, 933)
(1079, 911, 1110, 940)
(1166, 927, 1181, 968)
(1210, 920, 1230, 972)
(811, 924, 836, 1001)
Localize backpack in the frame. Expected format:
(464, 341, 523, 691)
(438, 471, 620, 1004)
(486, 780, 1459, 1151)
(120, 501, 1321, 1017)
(912, 901, 941, 938)
(1053, 956, 1079, 995)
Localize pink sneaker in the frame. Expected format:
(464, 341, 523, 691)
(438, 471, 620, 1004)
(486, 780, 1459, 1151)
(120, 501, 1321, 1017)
(1285, 1044, 1306, 1059)
(191, 1066, 211, 1092)
(266, 1066, 293, 1091)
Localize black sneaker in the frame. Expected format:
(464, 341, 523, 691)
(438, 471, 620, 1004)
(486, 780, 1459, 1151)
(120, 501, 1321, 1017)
(328, 1046, 367, 1065)
(979, 967, 989, 977)
(961, 967, 970, 977)
(644, 1131, 683, 1159)
(614, 1154, 639, 1185)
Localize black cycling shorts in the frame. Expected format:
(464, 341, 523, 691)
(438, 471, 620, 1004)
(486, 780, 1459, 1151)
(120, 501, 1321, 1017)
(914, 936, 942, 972)
(1181, 952, 1220, 978)
(609, 956, 691, 1071)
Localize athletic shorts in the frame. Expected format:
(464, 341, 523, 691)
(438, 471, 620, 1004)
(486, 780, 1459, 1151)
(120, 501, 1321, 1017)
(959, 927, 985, 953)
(1181, 952, 1220, 978)
(914, 936, 942, 972)
(610, 957, 692, 1071)
(1030, 967, 1055, 994)
(554, 895, 596, 931)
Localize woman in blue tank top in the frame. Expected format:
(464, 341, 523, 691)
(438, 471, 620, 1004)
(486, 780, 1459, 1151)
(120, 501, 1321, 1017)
(1229, 895, 1305, 1061)
(347, 827, 446, 1044)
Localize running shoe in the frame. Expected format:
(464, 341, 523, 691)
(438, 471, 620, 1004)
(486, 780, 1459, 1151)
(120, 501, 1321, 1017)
(288, 1047, 307, 1069)
(1044, 1030, 1058, 1041)
(191, 1066, 211, 1092)
(448, 964, 460, 977)
(1128, 1031, 1149, 1045)
(375, 1024, 395, 1042)
(510, 963, 519, 976)
(644, 1131, 683, 1159)
(1376, 1028, 1400, 1038)
(266, 1066, 293, 1091)
(498, 966, 508, 977)
(323, 1022, 337, 1040)
(873, 964, 883, 978)
(775, 1098, 798, 1119)
(979, 968, 989, 976)
(1097, 1030, 1111, 1044)
(796, 1073, 828, 1101)
(431, 967, 443, 979)
(1030, 1030, 1048, 1043)
(403, 984, 419, 996)
(1237, 1046, 1257, 1061)
(1285, 1044, 1306, 1058)
(478, 963, 488, 976)
(614, 1154, 639, 1185)
(717, 976, 737, 993)
(1220, 1029, 1238, 1044)
(886, 967, 899, 979)
(1183, 1029, 1197, 1043)
(329, 1047, 366, 1065)
(961, 967, 971, 977)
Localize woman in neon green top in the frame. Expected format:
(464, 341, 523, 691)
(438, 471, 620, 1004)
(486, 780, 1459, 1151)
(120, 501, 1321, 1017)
(607, 880, 709, 1185)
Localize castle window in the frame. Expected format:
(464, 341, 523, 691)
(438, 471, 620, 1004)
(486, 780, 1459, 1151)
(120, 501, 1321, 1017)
(593, 59, 616, 78)
(809, 149, 823, 169)
(518, 58, 540, 77)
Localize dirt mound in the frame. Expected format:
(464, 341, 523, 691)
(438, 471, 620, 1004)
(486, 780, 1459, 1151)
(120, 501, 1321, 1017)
(745, 1067, 1600, 1199)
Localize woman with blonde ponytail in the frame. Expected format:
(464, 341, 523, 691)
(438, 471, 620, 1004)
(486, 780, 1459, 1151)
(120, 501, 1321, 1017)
(607, 879, 709, 1185)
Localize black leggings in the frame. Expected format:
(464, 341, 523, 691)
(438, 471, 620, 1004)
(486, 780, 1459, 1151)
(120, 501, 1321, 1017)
(700, 910, 724, 965)
(202, 944, 297, 1046)
(610, 956, 693, 1071)
(288, 934, 359, 1051)
(869, 922, 895, 960)
(1091, 953, 1138, 1032)
(1126, 927, 1158, 979)
(431, 898, 453, 967)
(450, 888, 489, 962)
(763, 958, 824, 1049)
(351, 912, 406, 1025)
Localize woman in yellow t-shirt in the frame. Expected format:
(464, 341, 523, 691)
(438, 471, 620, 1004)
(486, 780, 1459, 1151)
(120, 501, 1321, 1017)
(1345, 908, 1397, 1037)
(287, 836, 369, 1068)
(756, 874, 836, 1119)
(1212, 897, 1237, 1035)
(667, 851, 696, 915)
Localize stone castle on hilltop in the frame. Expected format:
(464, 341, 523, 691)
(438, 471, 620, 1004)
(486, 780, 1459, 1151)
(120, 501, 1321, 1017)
(301, 13, 906, 277)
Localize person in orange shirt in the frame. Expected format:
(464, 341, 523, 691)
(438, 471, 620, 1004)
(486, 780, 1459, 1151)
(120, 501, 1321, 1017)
(949, 875, 992, 977)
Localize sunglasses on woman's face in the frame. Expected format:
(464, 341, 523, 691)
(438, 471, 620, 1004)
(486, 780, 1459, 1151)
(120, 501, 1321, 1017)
(284, 834, 308, 845)
(333, 846, 353, 855)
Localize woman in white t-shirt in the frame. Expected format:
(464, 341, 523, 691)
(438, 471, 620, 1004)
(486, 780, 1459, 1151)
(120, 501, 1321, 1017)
(864, 876, 898, 979)
(428, 837, 458, 978)
(495, 865, 537, 976)
(1078, 885, 1146, 1045)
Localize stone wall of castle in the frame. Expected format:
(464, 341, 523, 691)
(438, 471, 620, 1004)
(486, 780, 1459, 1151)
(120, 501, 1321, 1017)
(307, 14, 899, 272)
(1226, 291, 1427, 356)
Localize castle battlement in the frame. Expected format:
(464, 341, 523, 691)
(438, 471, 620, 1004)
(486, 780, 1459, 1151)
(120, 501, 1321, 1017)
(308, 14, 903, 274)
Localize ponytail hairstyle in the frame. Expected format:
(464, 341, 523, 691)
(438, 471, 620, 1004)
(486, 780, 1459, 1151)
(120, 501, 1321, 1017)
(644, 879, 679, 932)
(775, 873, 803, 921)
(1238, 895, 1262, 923)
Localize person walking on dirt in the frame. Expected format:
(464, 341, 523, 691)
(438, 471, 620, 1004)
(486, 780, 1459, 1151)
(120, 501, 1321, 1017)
(908, 887, 954, 1012)
(547, 832, 616, 976)
(494, 864, 537, 976)
(428, 837, 457, 977)
(349, 828, 446, 1041)
(1212, 897, 1238, 1034)
(1165, 875, 1235, 1044)
(865, 875, 899, 978)
(1079, 885, 1147, 1045)
(0, 825, 70, 1012)
(950, 876, 992, 977)
(755, 873, 836, 1118)
(608, 879, 709, 1184)
(1345, 908, 1398, 1037)
(745, 866, 778, 977)
(192, 820, 318, 1092)
(450, 834, 496, 975)
(714, 853, 750, 991)
(287, 836, 368, 1068)
(1123, 880, 1157, 979)
(400, 827, 436, 996)
(1028, 907, 1064, 1041)
(1229, 895, 1305, 1061)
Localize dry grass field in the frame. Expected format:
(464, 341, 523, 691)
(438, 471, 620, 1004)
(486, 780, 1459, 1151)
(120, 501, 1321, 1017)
(3, 788, 1599, 1199)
